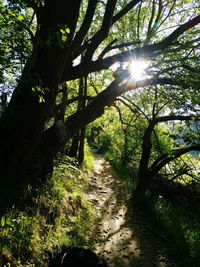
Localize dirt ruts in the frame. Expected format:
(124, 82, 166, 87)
(88, 152, 171, 267)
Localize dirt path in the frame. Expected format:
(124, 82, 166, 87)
(88, 152, 171, 267)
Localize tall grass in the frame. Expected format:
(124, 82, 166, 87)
(0, 155, 95, 266)
(147, 196, 200, 266)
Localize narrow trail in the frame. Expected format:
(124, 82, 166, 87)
(88, 152, 171, 267)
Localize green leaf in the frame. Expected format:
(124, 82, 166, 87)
(61, 35, 68, 43)
(60, 27, 70, 34)
(65, 27, 70, 34)
(39, 96, 43, 103)
(60, 29, 65, 35)
(17, 14, 24, 21)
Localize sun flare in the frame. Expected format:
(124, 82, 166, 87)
(129, 60, 148, 81)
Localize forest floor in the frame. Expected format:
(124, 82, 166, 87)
(88, 151, 174, 267)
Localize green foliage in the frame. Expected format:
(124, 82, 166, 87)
(148, 197, 200, 265)
(153, 124, 173, 153)
(45, 24, 70, 49)
(0, 0, 33, 81)
(60, 26, 70, 43)
(0, 156, 95, 266)
(83, 142, 94, 170)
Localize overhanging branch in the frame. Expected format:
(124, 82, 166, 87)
(112, 0, 141, 24)
(63, 15, 200, 81)
(83, 0, 117, 61)
(151, 145, 200, 176)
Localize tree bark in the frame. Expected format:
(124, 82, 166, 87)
(0, 0, 81, 213)
(68, 133, 80, 158)
(133, 122, 155, 203)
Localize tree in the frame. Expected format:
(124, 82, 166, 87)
(134, 115, 200, 202)
(115, 82, 200, 202)
(0, 0, 200, 213)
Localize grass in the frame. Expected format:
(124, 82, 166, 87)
(146, 196, 200, 266)
(0, 154, 96, 267)
(82, 142, 95, 170)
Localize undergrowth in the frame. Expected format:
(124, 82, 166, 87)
(0, 152, 95, 266)
(146, 196, 200, 266)
(101, 150, 135, 193)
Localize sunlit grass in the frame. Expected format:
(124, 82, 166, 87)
(0, 155, 95, 266)
(83, 141, 95, 170)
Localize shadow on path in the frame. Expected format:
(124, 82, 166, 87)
(88, 153, 174, 267)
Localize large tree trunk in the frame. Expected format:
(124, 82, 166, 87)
(0, 42, 123, 214)
(0, 0, 81, 213)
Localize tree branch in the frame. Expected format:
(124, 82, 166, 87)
(72, 0, 98, 48)
(83, 0, 117, 61)
(98, 39, 117, 60)
(62, 15, 200, 81)
(113, 103, 126, 127)
(63, 75, 188, 138)
(154, 115, 200, 124)
(112, 0, 141, 24)
(98, 40, 142, 59)
(153, 0, 163, 30)
(151, 145, 200, 176)
(161, 15, 200, 47)
(65, 95, 94, 106)
(147, 0, 156, 40)
(158, 0, 176, 29)
(117, 96, 149, 120)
